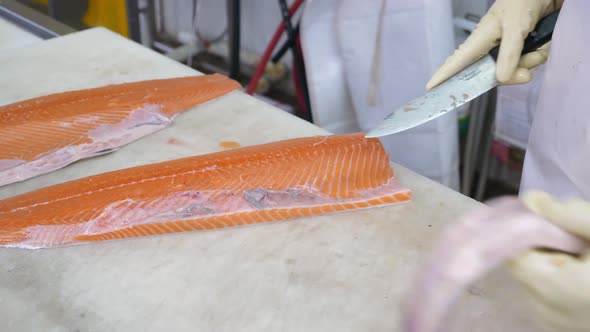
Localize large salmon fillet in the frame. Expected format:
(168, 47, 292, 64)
(0, 133, 411, 249)
(0, 74, 240, 186)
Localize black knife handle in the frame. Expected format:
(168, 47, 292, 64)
(489, 9, 560, 60)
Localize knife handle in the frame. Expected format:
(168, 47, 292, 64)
(489, 9, 561, 60)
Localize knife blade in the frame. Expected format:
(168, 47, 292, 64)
(365, 9, 560, 138)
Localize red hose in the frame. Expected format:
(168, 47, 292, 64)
(246, 0, 304, 95)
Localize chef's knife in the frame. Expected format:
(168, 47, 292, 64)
(365, 9, 560, 138)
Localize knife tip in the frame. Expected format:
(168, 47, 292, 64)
(364, 130, 388, 138)
(364, 131, 379, 138)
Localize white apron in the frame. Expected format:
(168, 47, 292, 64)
(520, 0, 590, 200)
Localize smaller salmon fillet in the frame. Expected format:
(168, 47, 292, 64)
(0, 74, 241, 186)
(0, 133, 411, 249)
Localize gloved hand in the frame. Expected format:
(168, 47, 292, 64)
(426, 0, 563, 90)
(507, 191, 590, 332)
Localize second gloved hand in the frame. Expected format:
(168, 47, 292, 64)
(507, 191, 590, 332)
(426, 0, 562, 89)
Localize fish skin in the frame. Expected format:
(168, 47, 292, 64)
(0, 133, 412, 249)
(402, 197, 587, 332)
(0, 74, 241, 186)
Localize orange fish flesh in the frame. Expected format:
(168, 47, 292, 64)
(0, 133, 411, 249)
(0, 74, 240, 186)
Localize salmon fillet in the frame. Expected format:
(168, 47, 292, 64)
(0, 133, 411, 249)
(0, 74, 240, 186)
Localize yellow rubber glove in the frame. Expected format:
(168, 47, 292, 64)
(426, 0, 563, 89)
(507, 191, 590, 332)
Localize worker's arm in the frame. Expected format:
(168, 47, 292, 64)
(507, 191, 590, 332)
(427, 0, 564, 90)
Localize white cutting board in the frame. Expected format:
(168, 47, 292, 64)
(0, 18, 42, 51)
(0, 28, 539, 332)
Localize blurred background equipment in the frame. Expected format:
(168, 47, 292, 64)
(3, 0, 545, 201)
